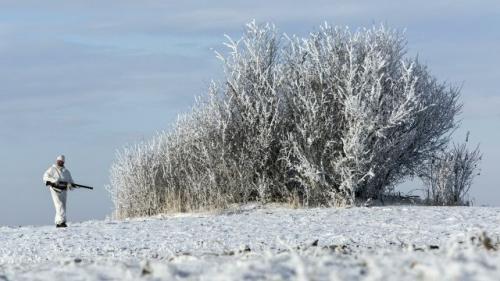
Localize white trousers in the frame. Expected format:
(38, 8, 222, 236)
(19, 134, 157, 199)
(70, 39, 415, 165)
(50, 188, 67, 224)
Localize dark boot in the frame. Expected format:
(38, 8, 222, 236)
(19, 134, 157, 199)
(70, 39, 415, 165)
(56, 222, 67, 228)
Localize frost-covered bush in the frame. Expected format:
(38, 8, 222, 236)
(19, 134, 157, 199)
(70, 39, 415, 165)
(421, 136, 481, 206)
(279, 25, 461, 205)
(108, 22, 462, 218)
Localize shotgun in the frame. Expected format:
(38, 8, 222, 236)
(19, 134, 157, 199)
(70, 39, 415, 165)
(46, 181, 94, 191)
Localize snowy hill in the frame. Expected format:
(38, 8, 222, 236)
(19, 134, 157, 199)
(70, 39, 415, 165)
(1, 206, 499, 280)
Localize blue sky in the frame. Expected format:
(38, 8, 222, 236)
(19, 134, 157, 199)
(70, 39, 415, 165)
(1, 1, 499, 226)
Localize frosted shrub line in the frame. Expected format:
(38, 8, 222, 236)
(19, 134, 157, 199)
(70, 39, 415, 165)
(108, 22, 464, 219)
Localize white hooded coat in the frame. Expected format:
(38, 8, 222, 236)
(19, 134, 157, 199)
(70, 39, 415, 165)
(43, 165, 74, 225)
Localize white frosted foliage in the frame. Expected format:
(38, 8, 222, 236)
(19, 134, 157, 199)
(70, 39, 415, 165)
(108, 21, 462, 218)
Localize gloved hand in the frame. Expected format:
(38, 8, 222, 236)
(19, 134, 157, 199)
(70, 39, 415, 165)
(67, 183, 74, 190)
(46, 181, 57, 187)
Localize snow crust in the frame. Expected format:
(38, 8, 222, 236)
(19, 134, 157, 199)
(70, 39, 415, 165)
(1, 205, 499, 280)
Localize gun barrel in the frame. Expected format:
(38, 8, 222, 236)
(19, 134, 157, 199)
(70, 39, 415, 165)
(57, 181, 94, 190)
(74, 184, 94, 190)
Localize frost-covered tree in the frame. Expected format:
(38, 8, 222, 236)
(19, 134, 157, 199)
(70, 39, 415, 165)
(279, 25, 461, 205)
(420, 134, 481, 206)
(108, 22, 462, 218)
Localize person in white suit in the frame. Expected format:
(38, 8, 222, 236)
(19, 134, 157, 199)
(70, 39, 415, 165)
(43, 155, 74, 228)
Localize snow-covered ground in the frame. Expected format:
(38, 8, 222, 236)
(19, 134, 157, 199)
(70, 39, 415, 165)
(1, 205, 499, 280)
